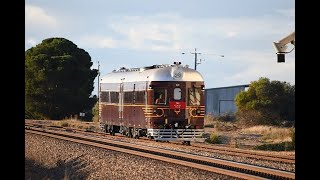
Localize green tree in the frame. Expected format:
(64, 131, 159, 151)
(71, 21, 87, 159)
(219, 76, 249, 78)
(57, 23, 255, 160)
(25, 37, 98, 120)
(235, 77, 295, 126)
(92, 100, 99, 123)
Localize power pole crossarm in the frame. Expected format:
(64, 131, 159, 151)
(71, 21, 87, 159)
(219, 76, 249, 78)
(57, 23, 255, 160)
(191, 48, 201, 70)
(182, 48, 224, 70)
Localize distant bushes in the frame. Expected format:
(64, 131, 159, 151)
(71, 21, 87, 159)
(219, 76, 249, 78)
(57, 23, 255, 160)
(235, 77, 295, 127)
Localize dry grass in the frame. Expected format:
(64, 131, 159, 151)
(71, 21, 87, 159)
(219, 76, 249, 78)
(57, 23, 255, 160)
(240, 125, 293, 143)
(204, 115, 238, 131)
(204, 114, 295, 149)
(51, 120, 100, 131)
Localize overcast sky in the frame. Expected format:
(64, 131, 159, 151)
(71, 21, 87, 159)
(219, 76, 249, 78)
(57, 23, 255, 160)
(25, 0, 295, 96)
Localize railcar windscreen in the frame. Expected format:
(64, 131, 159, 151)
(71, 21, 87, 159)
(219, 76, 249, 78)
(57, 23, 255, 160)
(173, 88, 181, 100)
(154, 89, 167, 104)
(188, 88, 201, 105)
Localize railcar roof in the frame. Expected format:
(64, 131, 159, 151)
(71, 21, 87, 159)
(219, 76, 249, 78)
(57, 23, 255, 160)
(100, 63, 204, 83)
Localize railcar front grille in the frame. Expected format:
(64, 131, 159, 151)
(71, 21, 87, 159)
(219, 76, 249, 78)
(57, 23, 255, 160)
(148, 128, 205, 142)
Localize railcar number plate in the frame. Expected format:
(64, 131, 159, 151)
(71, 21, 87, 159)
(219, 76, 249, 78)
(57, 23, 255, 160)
(169, 101, 186, 109)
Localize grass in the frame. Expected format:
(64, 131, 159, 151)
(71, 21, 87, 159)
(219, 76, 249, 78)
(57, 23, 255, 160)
(203, 115, 295, 151)
(204, 115, 238, 131)
(29, 115, 295, 152)
(254, 141, 294, 151)
(205, 132, 223, 144)
(240, 125, 294, 143)
(52, 120, 100, 132)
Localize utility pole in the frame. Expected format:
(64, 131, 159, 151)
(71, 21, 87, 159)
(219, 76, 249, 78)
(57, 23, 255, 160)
(191, 48, 201, 70)
(182, 48, 224, 70)
(97, 61, 100, 100)
(182, 48, 202, 70)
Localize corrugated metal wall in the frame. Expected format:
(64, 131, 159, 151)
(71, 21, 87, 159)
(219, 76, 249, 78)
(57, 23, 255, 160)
(205, 85, 248, 117)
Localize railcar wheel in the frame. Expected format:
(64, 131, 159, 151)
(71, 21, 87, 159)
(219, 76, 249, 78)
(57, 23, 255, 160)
(133, 128, 140, 139)
(109, 125, 115, 136)
(103, 124, 108, 133)
(147, 133, 154, 139)
(183, 141, 191, 146)
(128, 127, 133, 138)
(137, 129, 141, 139)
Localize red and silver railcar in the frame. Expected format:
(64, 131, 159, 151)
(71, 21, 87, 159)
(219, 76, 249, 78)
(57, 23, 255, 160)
(99, 62, 205, 144)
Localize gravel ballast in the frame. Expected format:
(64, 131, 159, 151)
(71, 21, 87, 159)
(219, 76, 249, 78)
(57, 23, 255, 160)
(25, 133, 240, 180)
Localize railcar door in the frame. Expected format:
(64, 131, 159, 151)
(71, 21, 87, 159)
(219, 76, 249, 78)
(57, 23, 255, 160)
(119, 82, 124, 124)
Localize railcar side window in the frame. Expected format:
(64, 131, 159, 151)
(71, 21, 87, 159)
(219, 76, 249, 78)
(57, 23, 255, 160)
(188, 88, 201, 105)
(110, 91, 119, 103)
(135, 91, 145, 104)
(100, 91, 109, 103)
(174, 88, 181, 100)
(124, 91, 133, 104)
(154, 89, 167, 104)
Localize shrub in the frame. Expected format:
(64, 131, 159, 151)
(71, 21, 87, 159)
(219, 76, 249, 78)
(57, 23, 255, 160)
(204, 124, 215, 128)
(290, 128, 295, 146)
(254, 141, 294, 151)
(216, 112, 236, 122)
(205, 133, 223, 144)
(236, 109, 282, 127)
(234, 77, 295, 123)
(204, 114, 237, 131)
(205, 113, 236, 123)
(60, 122, 69, 127)
(204, 114, 215, 125)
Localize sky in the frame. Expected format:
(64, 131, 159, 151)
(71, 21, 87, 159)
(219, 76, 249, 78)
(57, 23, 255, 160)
(25, 0, 295, 96)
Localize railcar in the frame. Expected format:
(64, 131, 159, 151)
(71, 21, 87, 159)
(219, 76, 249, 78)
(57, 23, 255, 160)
(99, 62, 205, 144)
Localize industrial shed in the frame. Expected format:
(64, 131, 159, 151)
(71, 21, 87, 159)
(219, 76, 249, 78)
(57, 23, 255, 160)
(205, 84, 249, 117)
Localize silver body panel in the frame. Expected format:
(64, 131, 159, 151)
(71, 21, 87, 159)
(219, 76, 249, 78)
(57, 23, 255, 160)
(100, 64, 204, 85)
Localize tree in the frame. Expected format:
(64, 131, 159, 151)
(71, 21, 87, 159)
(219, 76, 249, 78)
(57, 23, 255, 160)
(25, 37, 98, 120)
(92, 100, 99, 123)
(235, 77, 295, 126)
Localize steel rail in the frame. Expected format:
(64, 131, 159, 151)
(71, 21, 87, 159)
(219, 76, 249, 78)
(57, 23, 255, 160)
(25, 127, 294, 180)
(25, 122, 295, 163)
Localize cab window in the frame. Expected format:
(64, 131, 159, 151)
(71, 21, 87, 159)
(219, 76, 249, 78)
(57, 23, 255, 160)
(154, 89, 167, 104)
(188, 88, 201, 105)
(174, 88, 181, 100)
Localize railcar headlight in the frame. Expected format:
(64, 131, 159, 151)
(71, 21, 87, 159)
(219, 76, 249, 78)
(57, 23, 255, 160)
(153, 108, 164, 116)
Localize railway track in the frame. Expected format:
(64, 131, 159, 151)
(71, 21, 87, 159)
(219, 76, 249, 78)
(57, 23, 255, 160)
(190, 143, 294, 164)
(25, 124, 295, 180)
(25, 121, 295, 164)
(133, 136, 295, 164)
